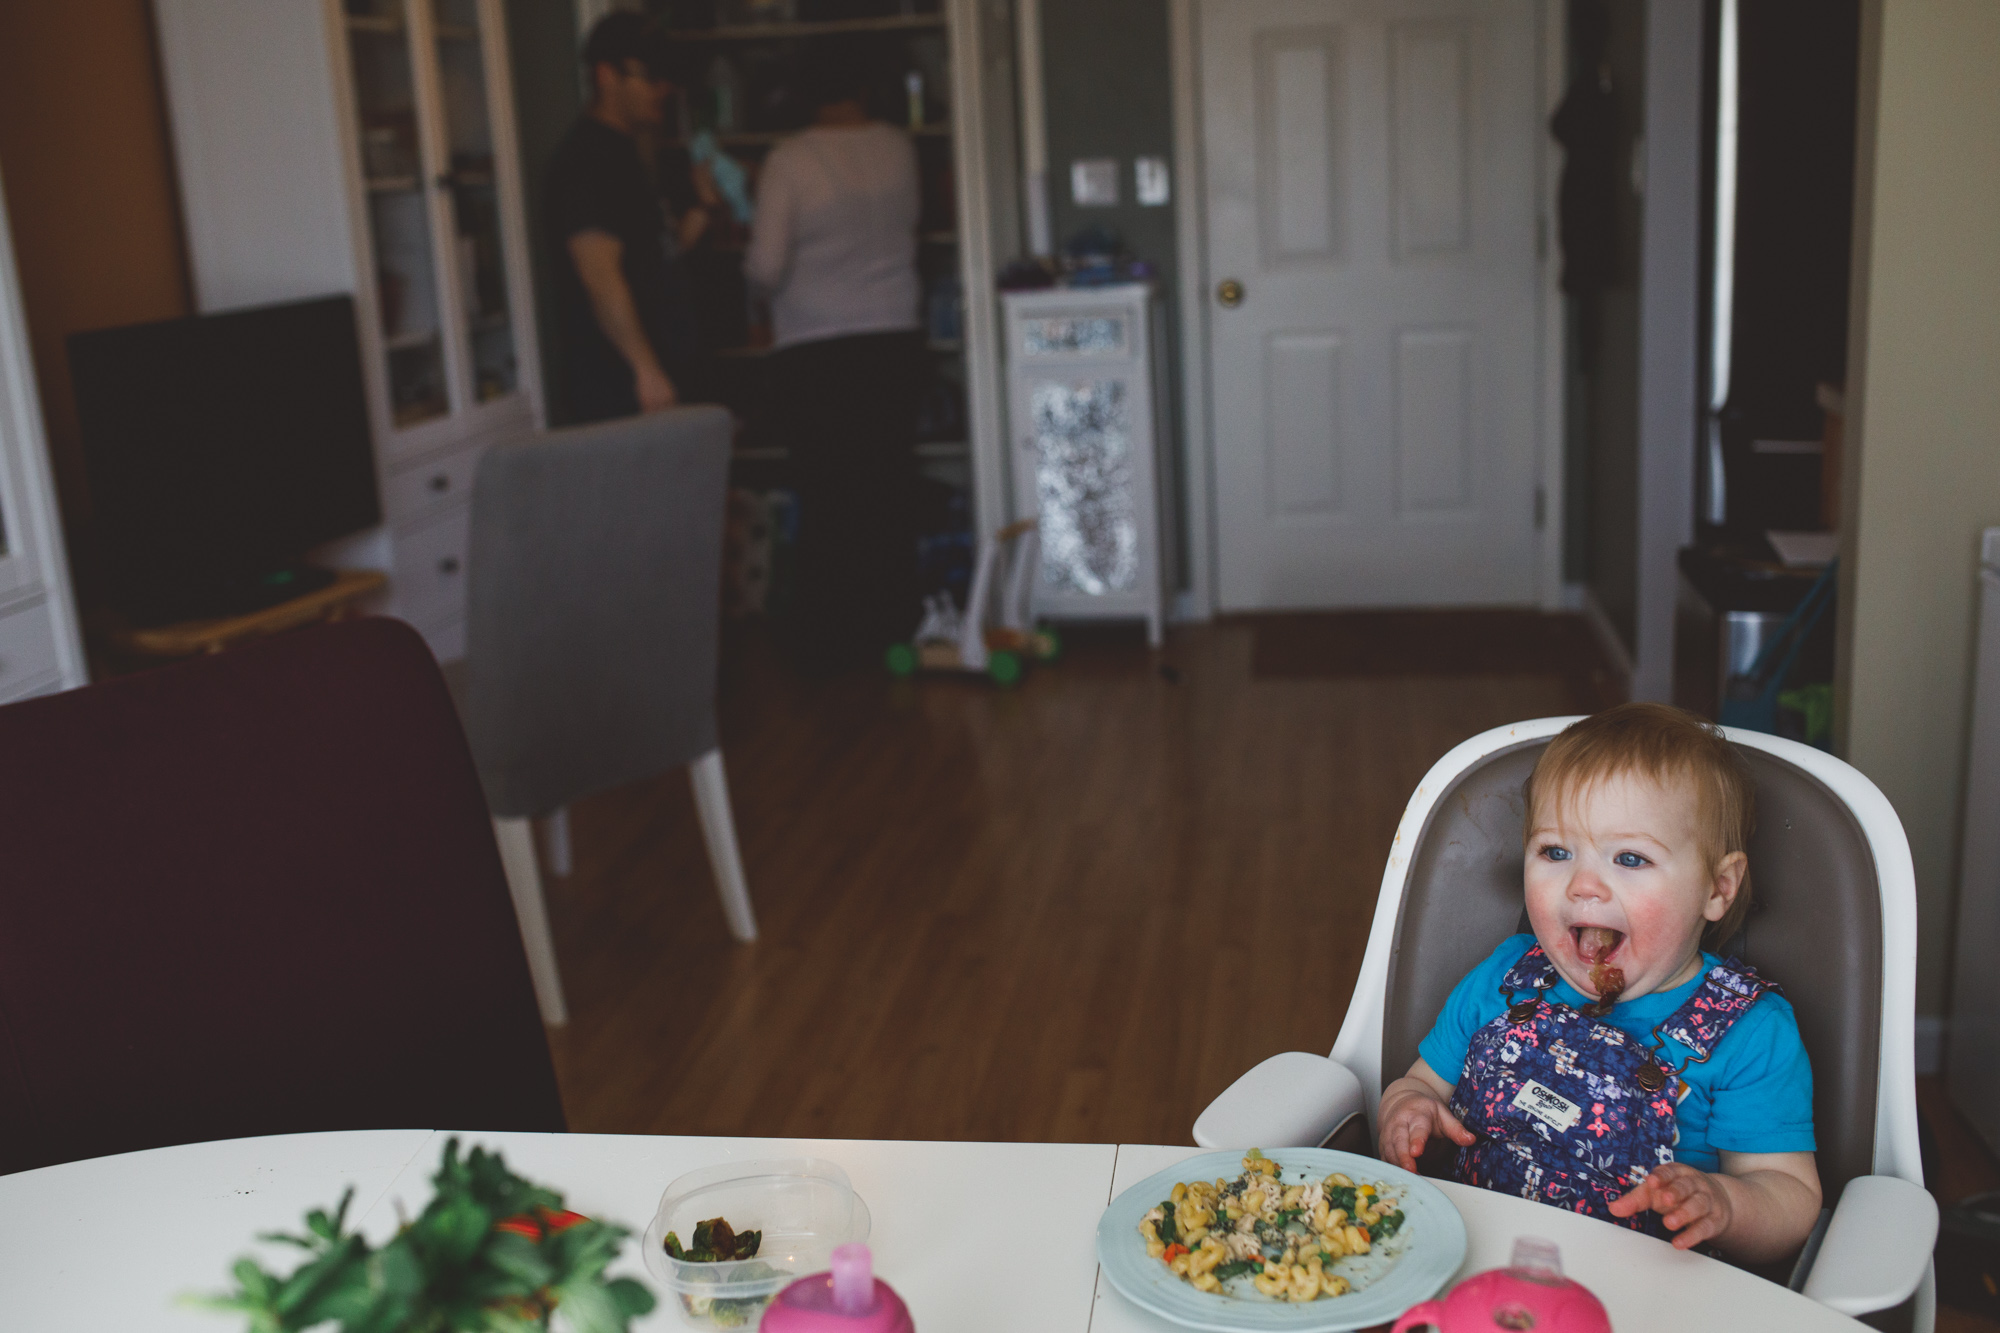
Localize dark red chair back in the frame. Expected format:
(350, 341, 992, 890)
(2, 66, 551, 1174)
(0, 618, 563, 1175)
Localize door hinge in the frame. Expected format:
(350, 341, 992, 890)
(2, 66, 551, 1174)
(1534, 487, 1547, 530)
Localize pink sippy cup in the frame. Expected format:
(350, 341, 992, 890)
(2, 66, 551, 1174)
(758, 1243, 914, 1333)
(1391, 1238, 1611, 1333)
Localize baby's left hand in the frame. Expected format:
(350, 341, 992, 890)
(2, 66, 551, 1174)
(1607, 1163, 1733, 1248)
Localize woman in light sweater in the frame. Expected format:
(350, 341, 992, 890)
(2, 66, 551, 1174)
(744, 44, 923, 673)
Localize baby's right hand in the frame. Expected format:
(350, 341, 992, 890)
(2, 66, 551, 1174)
(1377, 1079, 1476, 1171)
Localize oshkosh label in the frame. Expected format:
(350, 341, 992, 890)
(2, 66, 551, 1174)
(1511, 1079, 1584, 1132)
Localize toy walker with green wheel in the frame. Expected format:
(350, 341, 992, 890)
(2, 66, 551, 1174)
(887, 518, 1058, 687)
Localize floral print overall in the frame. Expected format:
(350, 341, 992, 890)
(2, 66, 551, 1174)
(1445, 944, 1774, 1238)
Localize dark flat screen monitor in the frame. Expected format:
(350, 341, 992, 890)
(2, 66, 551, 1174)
(69, 295, 380, 623)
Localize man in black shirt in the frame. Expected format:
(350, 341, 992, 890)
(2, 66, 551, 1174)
(546, 14, 710, 424)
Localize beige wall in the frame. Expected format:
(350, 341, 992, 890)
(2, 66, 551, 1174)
(1837, 0, 2000, 1016)
(0, 0, 192, 558)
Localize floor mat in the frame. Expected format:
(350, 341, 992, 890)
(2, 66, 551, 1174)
(1250, 610, 1625, 710)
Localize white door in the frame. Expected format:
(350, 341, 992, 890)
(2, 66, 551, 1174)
(1200, 0, 1542, 610)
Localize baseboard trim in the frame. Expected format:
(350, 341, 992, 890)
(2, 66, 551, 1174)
(1916, 1016, 1944, 1077)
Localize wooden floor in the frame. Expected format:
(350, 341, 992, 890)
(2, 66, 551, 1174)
(542, 617, 1603, 1143)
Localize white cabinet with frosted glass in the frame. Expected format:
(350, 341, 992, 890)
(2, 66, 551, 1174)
(155, 0, 541, 658)
(1001, 284, 1173, 647)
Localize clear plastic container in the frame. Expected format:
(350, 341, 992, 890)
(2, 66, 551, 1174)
(641, 1158, 872, 1330)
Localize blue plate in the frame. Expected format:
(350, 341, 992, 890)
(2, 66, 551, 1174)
(1095, 1149, 1467, 1332)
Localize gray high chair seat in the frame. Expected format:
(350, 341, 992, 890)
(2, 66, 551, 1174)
(1194, 718, 1937, 1327)
(453, 405, 758, 1026)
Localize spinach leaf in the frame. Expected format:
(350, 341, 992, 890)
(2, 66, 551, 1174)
(676, 1216, 763, 1263)
(1368, 1209, 1406, 1241)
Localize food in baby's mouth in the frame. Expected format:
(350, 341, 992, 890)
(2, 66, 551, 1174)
(1576, 926, 1625, 1017)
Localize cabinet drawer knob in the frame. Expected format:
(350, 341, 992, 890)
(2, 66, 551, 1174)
(438, 556, 461, 575)
(429, 474, 450, 493)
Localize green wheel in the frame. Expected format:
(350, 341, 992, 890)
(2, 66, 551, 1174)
(987, 649, 1023, 687)
(885, 642, 917, 677)
(1035, 625, 1063, 662)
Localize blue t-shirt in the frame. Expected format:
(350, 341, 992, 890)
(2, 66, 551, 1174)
(1417, 934, 1816, 1172)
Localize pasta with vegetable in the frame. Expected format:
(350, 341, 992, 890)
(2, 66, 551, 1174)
(1136, 1150, 1407, 1303)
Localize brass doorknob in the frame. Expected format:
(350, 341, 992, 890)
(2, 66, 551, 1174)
(1216, 278, 1245, 308)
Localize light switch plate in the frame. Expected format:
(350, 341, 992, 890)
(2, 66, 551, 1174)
(1070, 158, 1118, 207)
(1135, 155, 1170, 206)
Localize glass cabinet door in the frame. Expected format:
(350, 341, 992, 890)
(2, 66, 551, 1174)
(344, 2, 449, 426)
(430, 0, 518, 405)
(1023, 372, 1141, 598)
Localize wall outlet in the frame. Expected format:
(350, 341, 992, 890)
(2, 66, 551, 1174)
(1135, 156, 1170, 206)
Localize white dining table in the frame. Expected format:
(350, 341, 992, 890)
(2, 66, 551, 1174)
(0, 1130, 1859, 1332)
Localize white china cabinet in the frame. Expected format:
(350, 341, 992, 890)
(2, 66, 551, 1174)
(154, 0, 542, 659)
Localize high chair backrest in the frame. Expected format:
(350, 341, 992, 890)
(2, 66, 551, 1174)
(1331, 719, 1922, 1202)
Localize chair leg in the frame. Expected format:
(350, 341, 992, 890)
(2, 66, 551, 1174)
(493, 816, 569, 1025)
(541, 806, 573, 878)
(688, 748, 758, 942)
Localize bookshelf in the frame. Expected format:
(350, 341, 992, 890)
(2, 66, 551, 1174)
(650, 1, 984, 498)
(664, 12, 947, 41)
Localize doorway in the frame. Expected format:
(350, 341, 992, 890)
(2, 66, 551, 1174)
(1192, 0, 1545, 611)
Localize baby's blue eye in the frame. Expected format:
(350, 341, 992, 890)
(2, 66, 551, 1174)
(1541, 846, 1572, 862)
(1614, 851, 1649, 868)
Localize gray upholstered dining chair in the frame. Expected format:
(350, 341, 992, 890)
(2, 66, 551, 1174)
(455, 405, 758, 1027)
(1193, 718, 1938, 1329)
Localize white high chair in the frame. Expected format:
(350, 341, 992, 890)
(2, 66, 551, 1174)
(1193, 718, 1938, 1327)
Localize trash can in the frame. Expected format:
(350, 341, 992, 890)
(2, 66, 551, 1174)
(1673, 546, 1829, 721)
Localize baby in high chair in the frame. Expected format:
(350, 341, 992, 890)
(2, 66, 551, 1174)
(1378, 703, 1822, 1261)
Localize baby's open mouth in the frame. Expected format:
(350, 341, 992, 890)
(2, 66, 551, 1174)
(1571, 927, 1627, 1014)
(1572, 926, 1625, 962)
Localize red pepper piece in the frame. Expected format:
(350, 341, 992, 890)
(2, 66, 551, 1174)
(494, 1207, 590, 1240)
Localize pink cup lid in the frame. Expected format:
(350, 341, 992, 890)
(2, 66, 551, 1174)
(765, 1243, 913, 1332)
(830, 1243, 876, 1314)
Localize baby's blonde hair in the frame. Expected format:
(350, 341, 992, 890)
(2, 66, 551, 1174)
(1524, 702, 1756, 949)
